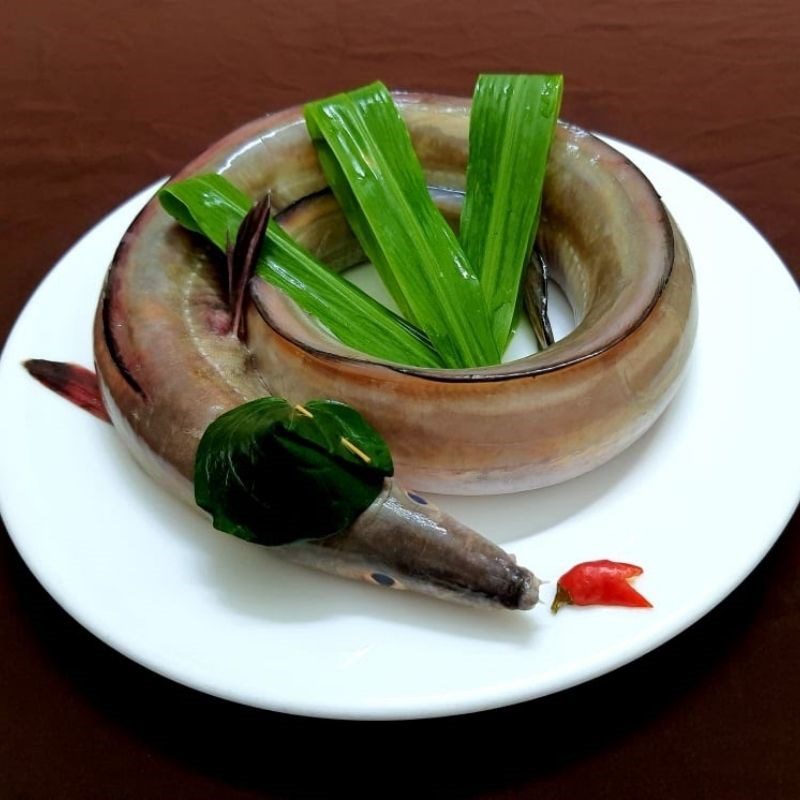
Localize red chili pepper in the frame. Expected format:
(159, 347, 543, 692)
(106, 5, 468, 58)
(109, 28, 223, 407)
(551, 560, 652, 613)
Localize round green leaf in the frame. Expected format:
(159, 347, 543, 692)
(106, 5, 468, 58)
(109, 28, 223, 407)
(194, 397, 394, 546)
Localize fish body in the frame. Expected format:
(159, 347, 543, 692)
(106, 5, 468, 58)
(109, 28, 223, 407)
(93, 94, 695, 609)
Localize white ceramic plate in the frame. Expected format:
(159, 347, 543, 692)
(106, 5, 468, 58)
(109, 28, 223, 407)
(1, 139, 799, 720)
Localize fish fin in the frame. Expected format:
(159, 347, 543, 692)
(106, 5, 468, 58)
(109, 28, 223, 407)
(524, 249, 555, 349)
(229, 193, 272, 341)
(23, 359, 111, 423)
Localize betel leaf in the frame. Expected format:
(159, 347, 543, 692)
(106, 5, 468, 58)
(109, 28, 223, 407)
(304, 82, 500, 369)
(159, 175, 443, 368)
(460, 74, 563, 353)
(194, 397, 393, 546)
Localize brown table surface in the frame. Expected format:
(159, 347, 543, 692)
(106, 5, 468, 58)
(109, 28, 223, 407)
(2, 1, 799, 797)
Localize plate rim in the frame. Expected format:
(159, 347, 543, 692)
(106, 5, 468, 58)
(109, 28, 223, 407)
(1, 138, 799, 721)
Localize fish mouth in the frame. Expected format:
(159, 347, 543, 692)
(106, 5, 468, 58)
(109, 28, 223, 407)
(514, 572, 541, 611)
(398, 553, 541, 611)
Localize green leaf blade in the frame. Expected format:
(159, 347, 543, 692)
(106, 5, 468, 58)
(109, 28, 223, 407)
(304, 82, 500, 368)
(460, 74, 564, 354)
(158, 175, 443, 368)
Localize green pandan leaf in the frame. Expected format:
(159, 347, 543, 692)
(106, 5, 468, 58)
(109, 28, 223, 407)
(194, 397, 393, 546)
(304, 82, 500, 369)
(159, 175, 443, 368)
(460, 74, 563, 353)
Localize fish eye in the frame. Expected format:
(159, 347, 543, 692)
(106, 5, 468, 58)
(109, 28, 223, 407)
(406, 491, 428, 505)
(370, 572, 396, 588)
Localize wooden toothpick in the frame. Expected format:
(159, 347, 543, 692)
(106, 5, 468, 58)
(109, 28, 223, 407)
(340, 437, 372, 463)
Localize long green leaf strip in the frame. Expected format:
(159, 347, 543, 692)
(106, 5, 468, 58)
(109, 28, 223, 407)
(195, 397, 393, 546)
(304, 82, 500, 369)
(159, 174, 442, 368)
(460, 74, 564, 353)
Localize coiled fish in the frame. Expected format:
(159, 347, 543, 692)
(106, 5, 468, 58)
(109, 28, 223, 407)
(91, 93, 695, 610)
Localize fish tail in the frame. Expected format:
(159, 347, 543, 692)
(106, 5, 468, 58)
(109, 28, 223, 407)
(23, 359, 111, 423)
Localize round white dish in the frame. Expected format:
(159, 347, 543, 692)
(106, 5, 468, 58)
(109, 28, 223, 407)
(1, 138, 798, 720)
